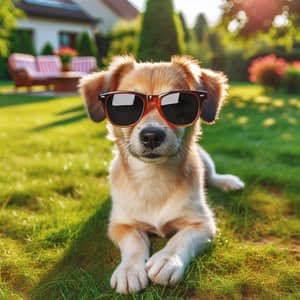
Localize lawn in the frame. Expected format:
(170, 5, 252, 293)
(0, 82, 299, 300)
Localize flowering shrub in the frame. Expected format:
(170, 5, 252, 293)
(54, 46, 77, 66)
(292, 61, 300, 69)
(248, 55, 288, 89)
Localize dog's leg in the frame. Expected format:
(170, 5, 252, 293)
(198, 146, 245, 191)
(146, 223, 213, 285)
(109, 223, 150, 294)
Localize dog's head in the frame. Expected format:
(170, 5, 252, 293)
(80, 55, 227, 164)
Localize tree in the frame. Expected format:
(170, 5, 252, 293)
(40, 42, 54, 55)
(194, 13, 208, 42)
(222, 0, 300, 36)
(0, 0, 22, 56)
(76, 32, 98, 58)
(179, 12, 190, 42)
(137, 0, 185, 61)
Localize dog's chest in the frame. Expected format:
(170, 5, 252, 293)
(110, 154, 203, 230)
(132, 162, 182, 202)
(112, 171, 199, 228)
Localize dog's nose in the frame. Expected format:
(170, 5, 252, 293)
(139, 127, 166, 149)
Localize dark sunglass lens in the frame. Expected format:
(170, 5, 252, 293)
(106, 93, 144, 126)
(160, 92, 199, 126)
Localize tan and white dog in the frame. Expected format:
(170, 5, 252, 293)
(80, 55, 244, 294)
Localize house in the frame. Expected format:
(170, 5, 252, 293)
(15, 0, 139, 53)
(72, 0, 139, 33)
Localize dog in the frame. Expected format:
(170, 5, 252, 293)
(80, 55, 244, 294)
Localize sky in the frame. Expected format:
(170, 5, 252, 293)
(128, 0, 225, 27)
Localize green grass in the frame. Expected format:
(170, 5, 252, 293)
(0, 82, 299, 299)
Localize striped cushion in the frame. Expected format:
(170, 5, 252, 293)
(36, 56, 61, 73)
(71, 57, 97, 73)
(11, 54, 38, 75)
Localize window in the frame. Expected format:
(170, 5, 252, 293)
(59, 32, 77, 48)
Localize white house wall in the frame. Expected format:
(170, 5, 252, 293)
(17, 17, 93, 52)
(72, 0, 119, 33)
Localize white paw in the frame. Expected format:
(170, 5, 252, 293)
(145, 251, 185, 285)
(110, 261, 148, 294)
(210, 174, 245, 191)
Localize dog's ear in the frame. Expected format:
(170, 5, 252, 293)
(171, 55, 202, 89)
(79, 55, 136, 122)
(79, 71, 107, 122)
(199, 68, 228, 124)
(171, 55, 228, 124)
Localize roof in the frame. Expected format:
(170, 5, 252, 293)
(102, 0, 139, 19)
(15, 0, 96, 23)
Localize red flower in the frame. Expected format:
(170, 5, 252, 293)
(56, 46, 77, 57)
(53, 46, 77, 66)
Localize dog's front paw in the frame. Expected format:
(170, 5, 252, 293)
(110, 261, 148, 294)
(210, 174, 245, 191)
(146, 251, 185, 285)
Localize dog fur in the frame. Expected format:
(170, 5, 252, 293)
(80, 55, 244, 294)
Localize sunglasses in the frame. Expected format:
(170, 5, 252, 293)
(98, 90, 208, 128)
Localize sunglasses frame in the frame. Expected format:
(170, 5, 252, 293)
(98, 90, 208, 128)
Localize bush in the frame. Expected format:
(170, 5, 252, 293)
(108, 36, 136, 57)
(224, 49, 249, 81)
(0, 56, 9, 80)
(283, 66, 300, 93)
(9, 29, 35, 55)
(248, 54, 288, 89)
(40, 42, 54, 55)
(76, 32, 98, 59)
(111, 18, 139, 40)
(137, 0, 185, 61)
(105, 19, 139, 62)
(186, 30, 211, 68)
(208, 31, 226, 70)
